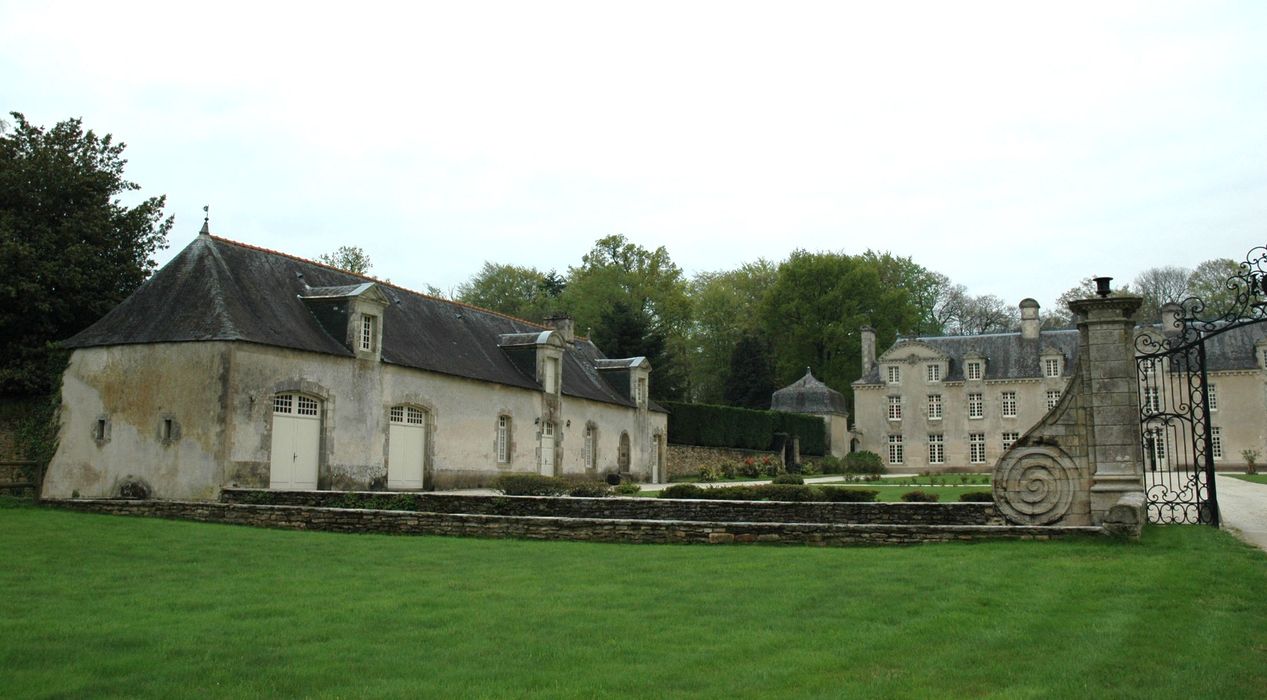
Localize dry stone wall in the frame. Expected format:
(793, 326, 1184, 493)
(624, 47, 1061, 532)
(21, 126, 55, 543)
(666, 444, 781, 480)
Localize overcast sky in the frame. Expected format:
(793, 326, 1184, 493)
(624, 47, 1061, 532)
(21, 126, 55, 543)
(3, 1, 1265, 313)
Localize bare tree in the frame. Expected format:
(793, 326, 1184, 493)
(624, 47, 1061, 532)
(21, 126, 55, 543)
(1133, 266, 1191, 322)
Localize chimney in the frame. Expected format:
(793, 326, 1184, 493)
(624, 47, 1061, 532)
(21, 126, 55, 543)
(1160, 303, 1183, 336)
(860, 325, 877, 374)
(1019, 298, 1040, 340)
(545, 314, 575, 343)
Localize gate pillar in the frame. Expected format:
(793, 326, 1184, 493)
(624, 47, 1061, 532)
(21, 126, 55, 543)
(993, 293, 1144, 527)
(1069, 296, 1146, 525)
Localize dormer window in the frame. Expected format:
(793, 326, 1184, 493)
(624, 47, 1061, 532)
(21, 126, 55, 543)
(1044, 357, 1061, 377)
(966, 361, 983, 381)
(544, 356, 561, 395)
(887, 366, 901, 384)
(360, 315, 376, 351)
(636, 377, 648, 406)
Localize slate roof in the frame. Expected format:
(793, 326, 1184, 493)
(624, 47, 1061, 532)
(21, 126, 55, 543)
(64, 233, 662, 412)
(771, 368, 848, 415)
(855, 330, 1081, 385)
(1147, 322, 1267, 373)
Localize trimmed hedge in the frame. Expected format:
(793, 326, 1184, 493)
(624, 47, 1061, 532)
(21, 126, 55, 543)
(662, 401, 826, 456)
(494, 474, 567, 496)
(959, 491, 995, 503)
(658, 484, 878, 503)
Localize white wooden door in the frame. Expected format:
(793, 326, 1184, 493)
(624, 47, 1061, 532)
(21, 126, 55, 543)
(539, 422, 555, 475)
(270, 394, 320, 490)
(388, 406, 426, 490)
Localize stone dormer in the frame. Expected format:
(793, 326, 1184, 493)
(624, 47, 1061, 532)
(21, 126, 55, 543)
(497, 331, 565, 395)
(300, 282, 390, 361)
(595, 357, 651, 409)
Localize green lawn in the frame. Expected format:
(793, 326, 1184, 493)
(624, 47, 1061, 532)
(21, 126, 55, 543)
(1227, 473, 1267, 485)
(825, 484, 990, 502)
(3, 506, 1266, 698)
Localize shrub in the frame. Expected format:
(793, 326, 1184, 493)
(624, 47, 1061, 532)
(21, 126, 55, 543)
(817, 455, 845, 474)
(900, 490, 940, 503)
(614, 482, 642, 495)
(817, 488, 879, 502)
(845, 451, 886, 475)
(738, 458, 762, 479)
(494, 473, 567, 496)
(750, 484, 817, 501)
(659, 483, 706, 499)
(720, 462, 738, 479)
(959, 491, 994, 502)
(772, 473, 804, 485)
(566, 481, 611, 497)
(800, 461, 820, 476)
(604, 473, 622, 486)
(699, 464, 723, 482)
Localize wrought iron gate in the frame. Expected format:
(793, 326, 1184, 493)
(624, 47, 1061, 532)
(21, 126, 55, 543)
(1135, 244, 1267, 525)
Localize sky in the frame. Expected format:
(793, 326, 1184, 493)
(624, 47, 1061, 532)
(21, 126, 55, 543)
(3, 1, 1265, 312)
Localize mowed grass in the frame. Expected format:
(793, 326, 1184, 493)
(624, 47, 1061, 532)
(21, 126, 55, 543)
(1227, 473, 1267, 486)
(3, 507, 1266, 699)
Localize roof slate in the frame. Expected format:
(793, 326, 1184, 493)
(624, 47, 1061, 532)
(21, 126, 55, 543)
(64, 234, 658, 411)
(772, 368, 848, 415)
(856, 330, 1081, 385)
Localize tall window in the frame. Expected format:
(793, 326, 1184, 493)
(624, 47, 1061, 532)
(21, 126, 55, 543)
(969, 433, 986, 464)
(1211, 427, 1223, 460)
(888, 396, 902, 421)
(926, 364, 941, 382)
(1207, 383, 1218, 412)
(1002, 432, 1019, 450)
(544, 357, 560, 394)
(1001, 391, 1017, 418)
(887, 366, 901, 384)
(968, 392, 983, 419)
(361, 315, 375, 351)
(1044, 358, 1060, 377)
(1143, 387, 1160, 414)
(888, 434, 904, 465)
(584, 424, 596, 470)
(636, 377, 648, 405)
(1046, 390, 1061, 410)
(966, 361, 982, 381)
(927, 394, 942, 420)
(928, 434, 945, 464)
(496, 416, 511, 463)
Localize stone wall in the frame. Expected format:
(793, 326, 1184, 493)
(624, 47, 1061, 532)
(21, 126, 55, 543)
(220, 488, 1003, 526)
(45, 498, 1103, 546)
(666, 444, 782, 480)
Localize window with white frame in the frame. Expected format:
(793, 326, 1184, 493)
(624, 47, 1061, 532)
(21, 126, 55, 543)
(360, 314, 376, 351)
(927, 394, 942, 420)
(887, 365, 901, 384)
(969, 433, 986, 464)
(966, 361, 982, 381)
(1001, 391, 1017, 418)
(1143, 387, 1160, 414)
(888, 434, 904, 465)
(390, 405, 425, 425)
(968, 392, 983, 419)
(1047, 390, 1061, 410)
(636, 377, 647, 405)
(1044, 357, 1061, 377)
(927, 364, 941, 383)
(1211, 426, 1223, 460)
(297, 396, 319, 416)
(888, 396, 902, 421)
(1207, 383, 1217, 412)
(584, 424, 596, 470)
(496, 416, 512, 463)
(928, 434, 945, 464)
(1002, 431, 1019, 450)
(1148, 429, 1166, 464)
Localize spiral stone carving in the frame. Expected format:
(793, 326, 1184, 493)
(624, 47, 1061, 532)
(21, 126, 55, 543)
(993, 446, 1080, 525)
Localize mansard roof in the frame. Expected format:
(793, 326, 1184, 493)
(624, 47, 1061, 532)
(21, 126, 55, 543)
(771, 368, 848, 416)
(64, 233, 659, 411)
(856, 329, 1081, 385)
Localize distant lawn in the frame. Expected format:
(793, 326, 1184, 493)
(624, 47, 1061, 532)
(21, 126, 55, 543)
(3, 507, 1266, 698)
(1227, 474, 1267, 485)
(825, 484, 991, 502)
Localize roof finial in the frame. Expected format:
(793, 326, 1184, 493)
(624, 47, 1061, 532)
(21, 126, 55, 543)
(199, 205, 210, 236)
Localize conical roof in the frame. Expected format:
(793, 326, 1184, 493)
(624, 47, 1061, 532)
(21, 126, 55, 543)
(771, 368, 848, 416)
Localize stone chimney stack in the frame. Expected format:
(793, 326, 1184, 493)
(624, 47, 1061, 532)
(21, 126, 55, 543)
(860, 325, 877, 374)
(1020, 298, 1040, 340)
(545, 314, 575, 343)
(1160, 303, 1183, 336)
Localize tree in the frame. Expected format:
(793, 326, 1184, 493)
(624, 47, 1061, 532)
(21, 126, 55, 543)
(759, 250, 919, 410)
(318, 245, 372, 275)
(455, 262, 561, 322)
(859, 251, 951, 336)
(687, 261, 777, 403)
(0, 113, 171, 394)
(722, 333, 776, 409)
(1045, 277, 1131, 327)
(1186, 258, 1242, 317)
(938, 291, 1018, 335)
(1133, 265, 1191, 323)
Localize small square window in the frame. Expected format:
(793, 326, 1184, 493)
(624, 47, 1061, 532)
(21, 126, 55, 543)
(1046, 390, 1061, 410)
(1002, 432, 1019, 450)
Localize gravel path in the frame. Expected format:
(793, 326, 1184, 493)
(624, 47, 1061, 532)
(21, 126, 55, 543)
(1215, 474, 1267, 553)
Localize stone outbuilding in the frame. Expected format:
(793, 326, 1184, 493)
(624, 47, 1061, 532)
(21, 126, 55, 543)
(42, 224, 667, 501)
(770, 368, 850, 457)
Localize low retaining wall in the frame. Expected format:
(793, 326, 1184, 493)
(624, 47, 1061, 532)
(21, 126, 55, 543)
(666, 445, 784, 480)
(220, 489, 1004, 525)
(44, 499, 1103, 546)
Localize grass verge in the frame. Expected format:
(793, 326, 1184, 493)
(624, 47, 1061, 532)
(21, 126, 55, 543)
(1227, 473, 1267, 485)
(2, 507, 1265, 698)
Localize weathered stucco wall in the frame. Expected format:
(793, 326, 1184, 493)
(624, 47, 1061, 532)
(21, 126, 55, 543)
(45, 340, 666, 500)
(43, 342, 232, 500)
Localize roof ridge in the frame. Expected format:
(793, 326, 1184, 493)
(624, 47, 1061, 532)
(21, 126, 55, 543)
(208, 235, 560, 332)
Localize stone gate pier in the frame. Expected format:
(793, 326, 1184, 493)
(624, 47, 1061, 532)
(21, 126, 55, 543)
(993, 292, 1146, 534)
